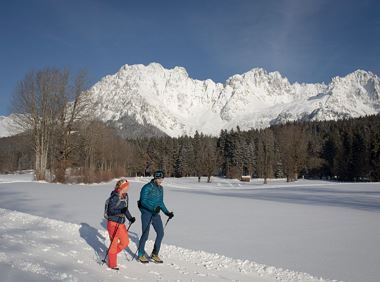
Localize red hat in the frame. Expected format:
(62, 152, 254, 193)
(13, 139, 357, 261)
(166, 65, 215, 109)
(115, 179, 129, 192)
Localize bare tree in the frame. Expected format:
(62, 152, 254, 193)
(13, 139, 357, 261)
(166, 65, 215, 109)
(257, 129, 275, 184)
(11, 68, 91, 181)
(193, 131, 203, 182)
(277, 125, 308, 182)
(202, 137, 218, 183)
(53, 71, 92, 182)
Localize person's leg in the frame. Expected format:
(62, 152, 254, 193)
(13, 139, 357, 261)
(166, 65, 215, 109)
(116, 224, 129, 253)
(151, 214, 164, 255)
(107, 221, 121, 268)
(138, 211, 152, 257)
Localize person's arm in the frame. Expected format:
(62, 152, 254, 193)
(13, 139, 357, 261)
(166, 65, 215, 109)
(121, 193, 133, 221)
(123, 207, 133, 221)
(159, 188, 170, 215)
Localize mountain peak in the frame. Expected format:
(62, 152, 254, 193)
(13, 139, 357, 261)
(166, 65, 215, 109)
(330, 70, 379, 88)
(347, 69, 378, 81)
(85, 64, 380, 137)
(3, 64, 378, 139)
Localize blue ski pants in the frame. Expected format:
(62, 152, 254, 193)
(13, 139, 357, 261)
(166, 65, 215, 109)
(138, 210, 164, 257)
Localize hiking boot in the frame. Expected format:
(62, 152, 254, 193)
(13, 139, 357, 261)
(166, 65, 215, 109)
(151, 253, 163, 263)
(138, 255, 149, 264)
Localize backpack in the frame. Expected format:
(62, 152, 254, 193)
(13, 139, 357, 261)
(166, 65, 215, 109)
(104, 197, 112, 220)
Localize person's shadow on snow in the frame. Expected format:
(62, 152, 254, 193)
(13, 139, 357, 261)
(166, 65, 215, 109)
(79, 223, 106, 261)
(100, 219, 140, 260)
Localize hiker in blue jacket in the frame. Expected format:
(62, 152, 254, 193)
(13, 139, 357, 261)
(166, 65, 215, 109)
(137, 170, 174, 263)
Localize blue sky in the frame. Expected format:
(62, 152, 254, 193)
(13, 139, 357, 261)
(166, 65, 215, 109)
(0, 0, 379, 115)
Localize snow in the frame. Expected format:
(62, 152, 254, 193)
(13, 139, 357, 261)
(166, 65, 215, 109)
(0, 114, 23, 138)
(0, 208, 328, 282)
(1, 173, 380, 281)
(87, 63, 380, 137)
(0, 115, 13, 138)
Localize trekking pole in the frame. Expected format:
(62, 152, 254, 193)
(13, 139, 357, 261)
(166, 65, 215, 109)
(132, 214, 154, 261)
(102, 222, 121, 265)
(164, 217, 171, 229)
(127, 220, 133, 231)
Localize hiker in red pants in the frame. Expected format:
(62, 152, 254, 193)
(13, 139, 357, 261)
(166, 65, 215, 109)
(106, 179, 135, 270)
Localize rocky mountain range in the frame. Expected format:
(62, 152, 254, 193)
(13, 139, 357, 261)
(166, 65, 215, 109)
(1, 63, 379, 138)
(87, 63, 380, 137)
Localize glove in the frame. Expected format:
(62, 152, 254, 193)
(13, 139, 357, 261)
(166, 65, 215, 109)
(154, 206, 160, 214)
(130, 217, 136, 224)
(167, 212, 174, 219)
(137, 200, 142, 208)
(121, 207, 128, 214)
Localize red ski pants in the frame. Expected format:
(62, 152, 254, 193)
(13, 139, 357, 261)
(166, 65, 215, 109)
(107, 221, 129, 268)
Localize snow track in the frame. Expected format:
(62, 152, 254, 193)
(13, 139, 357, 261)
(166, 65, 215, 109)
(0, 208, 336, 282)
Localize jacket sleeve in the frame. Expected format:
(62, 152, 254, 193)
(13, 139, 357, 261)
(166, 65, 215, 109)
(124, 208, 133, 221)
(159, 188, 170, 215)
(107, 194, 123, 216)
(124, 194, 133, 221)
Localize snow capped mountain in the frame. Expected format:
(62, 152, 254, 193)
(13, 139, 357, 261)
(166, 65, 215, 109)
(0, 114, 21, 138)
(2, 64, 379, 139)
(0, 116, 8, 138)
(88, 63, 225, 137)
(87, 63, 380, 137)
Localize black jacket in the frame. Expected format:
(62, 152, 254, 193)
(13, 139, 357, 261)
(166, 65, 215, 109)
(107, 191, 133, 224)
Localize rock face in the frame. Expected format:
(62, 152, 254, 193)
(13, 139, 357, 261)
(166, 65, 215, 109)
(3, 64, 379, 138)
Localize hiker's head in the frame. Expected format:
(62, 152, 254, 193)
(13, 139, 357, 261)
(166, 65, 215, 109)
(153, 170, 164, 185)
(115, 179, 129, 193)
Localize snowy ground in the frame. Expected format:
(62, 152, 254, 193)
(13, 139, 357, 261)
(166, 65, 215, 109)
(1, 173, 380, 282)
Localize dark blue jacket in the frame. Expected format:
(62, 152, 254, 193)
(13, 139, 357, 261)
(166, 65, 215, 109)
(139, 180, 169, 215)
(107, 191, 133, 224)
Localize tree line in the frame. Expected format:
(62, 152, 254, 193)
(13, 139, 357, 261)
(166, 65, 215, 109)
(1, 68, 380, 183)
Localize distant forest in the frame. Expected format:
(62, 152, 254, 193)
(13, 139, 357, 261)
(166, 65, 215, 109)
(1, 114, 380, 183)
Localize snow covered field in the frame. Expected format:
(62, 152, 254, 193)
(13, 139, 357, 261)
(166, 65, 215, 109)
(1, 173, 379, 282)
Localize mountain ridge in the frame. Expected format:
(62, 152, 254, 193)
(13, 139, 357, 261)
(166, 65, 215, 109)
(87, 63, 380, 137)
(1, 64, 379, 138)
